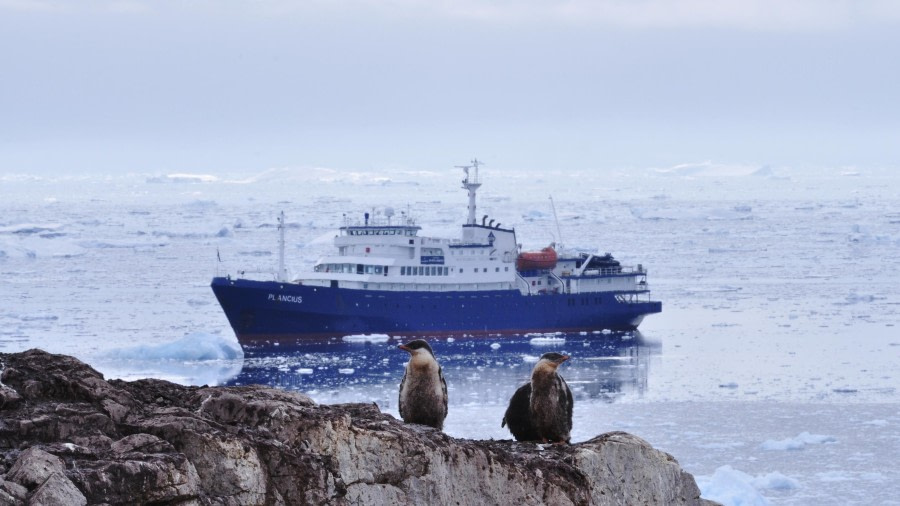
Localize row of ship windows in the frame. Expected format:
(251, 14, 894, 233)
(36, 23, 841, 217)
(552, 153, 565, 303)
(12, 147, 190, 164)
(346, 229, 417, 236)
(317, 264, 514, 276)
(400, 266, 512, 275)
(346, 295, 604, 310)
(401, 266, 449, 276)
(343, 246, 494, 256)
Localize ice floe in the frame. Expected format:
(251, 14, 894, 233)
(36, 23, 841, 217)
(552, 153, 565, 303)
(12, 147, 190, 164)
(759, 432, 837, 451)
(697, 465, 799, 506)
(102, 332, 243, 361)
(342, 334, 391, 343)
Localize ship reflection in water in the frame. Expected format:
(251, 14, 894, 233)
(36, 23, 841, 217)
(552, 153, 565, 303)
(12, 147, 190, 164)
(226, 331, 659, 409)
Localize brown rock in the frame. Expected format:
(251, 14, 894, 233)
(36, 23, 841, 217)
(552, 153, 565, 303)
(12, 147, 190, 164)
(0, 349, 717, 505)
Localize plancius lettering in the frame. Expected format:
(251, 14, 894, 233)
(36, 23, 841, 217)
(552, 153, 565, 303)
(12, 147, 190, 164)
(268, 293, 303, 304)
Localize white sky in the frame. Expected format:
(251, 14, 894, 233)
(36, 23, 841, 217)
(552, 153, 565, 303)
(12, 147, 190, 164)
(1, 0, 898, 174)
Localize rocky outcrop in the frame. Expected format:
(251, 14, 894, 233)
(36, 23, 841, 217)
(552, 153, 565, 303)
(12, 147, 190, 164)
(0, 349, 716, 505)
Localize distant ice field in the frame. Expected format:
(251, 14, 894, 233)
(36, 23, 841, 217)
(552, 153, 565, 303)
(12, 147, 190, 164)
(1, 165, 898, 504)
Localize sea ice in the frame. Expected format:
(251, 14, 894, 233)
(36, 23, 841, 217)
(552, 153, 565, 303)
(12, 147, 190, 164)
(695, 466, 772, 506)
(759, 432, 837, 451)
(529, 337, 566, 346)
(342, 334, 391, 343)
(102, 332, 243, 361)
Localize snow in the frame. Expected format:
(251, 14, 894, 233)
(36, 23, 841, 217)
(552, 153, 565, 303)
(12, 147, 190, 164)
(2, 166, 900, 505)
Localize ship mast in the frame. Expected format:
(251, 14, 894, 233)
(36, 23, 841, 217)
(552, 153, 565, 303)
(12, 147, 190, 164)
(277, 210, 286, 282)
(549, 195, 564, 252)
(457, 158, 483, 225)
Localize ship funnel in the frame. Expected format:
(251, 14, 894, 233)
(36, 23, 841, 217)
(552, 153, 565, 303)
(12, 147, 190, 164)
(488, 219, 494, 227)
(482, 214, 488, 225)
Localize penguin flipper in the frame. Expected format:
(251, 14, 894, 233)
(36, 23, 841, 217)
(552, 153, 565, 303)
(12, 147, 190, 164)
(439, 365, 448, 420)
(398, 370, 409, 421)
(503, 382, 538, 441)
(560, 376, 574, 442)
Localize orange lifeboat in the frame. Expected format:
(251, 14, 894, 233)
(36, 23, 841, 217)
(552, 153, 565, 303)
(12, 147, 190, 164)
(516, 246, 558, 271)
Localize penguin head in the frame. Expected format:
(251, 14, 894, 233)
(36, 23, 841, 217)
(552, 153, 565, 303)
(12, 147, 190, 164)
(398, 339, 435, 358)
(538, 352, 569, 369)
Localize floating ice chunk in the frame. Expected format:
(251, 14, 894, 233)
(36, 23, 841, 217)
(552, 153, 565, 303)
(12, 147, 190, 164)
(18, 314, 59, 322)
(0, 223, 63, 235)
(342, 334, 390, 343)
(751, 472, 800, 491)
(695, 465, 771, 506)
(103, 332, 243, 361)
(719, 382, 739, 389)
(697, 441, 746, 450)
(530, 336, 566, 346)
(490, 342, 501, 350)
(521, 354, 540, 363)
(145, 173, 219, 183)
(760, 432, 837, 451)
(338, 368, 355, 375)
(816, 471, 853, 482)
(446, 337, 455, 343)
(297, 368, 314, 375)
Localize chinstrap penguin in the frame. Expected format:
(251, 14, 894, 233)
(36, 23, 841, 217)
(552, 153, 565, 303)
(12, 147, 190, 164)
(502, 352, 572, 443)
(398, 339, 448, 430)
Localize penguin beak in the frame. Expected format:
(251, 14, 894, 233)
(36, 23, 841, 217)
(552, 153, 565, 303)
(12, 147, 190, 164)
(398, 345, 411, 353)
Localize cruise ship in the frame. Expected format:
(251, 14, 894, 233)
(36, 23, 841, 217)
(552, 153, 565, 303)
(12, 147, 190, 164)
(211, 161, 661, 348)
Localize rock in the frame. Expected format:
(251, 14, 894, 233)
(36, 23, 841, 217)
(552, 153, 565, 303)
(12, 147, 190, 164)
(6, 447, 66, 489)
(0, 385, 21, 409)
(0, 349, 718, 505)
(28, 472, 86, 506)
(0, 479, 28, 504)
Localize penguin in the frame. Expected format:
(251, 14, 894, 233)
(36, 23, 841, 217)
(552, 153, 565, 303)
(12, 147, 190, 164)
(502, 352, 573, 443)
(397, 339, 448, 430)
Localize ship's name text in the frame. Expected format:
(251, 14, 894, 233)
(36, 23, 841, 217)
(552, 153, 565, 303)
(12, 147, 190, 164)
(268, 294, 303, 304)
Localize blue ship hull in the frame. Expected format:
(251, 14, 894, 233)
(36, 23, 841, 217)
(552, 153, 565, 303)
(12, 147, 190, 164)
(211, 277, 662, 347)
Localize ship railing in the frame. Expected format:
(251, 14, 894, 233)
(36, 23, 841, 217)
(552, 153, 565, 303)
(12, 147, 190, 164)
(549, 271, 568, 294)
(580, 265, 647, 277)
(515, 273, 532, 295)
(615, 292, 657, 304)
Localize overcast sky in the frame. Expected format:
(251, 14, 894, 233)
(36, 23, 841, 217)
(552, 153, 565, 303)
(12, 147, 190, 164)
(1, 0, 898, 175)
